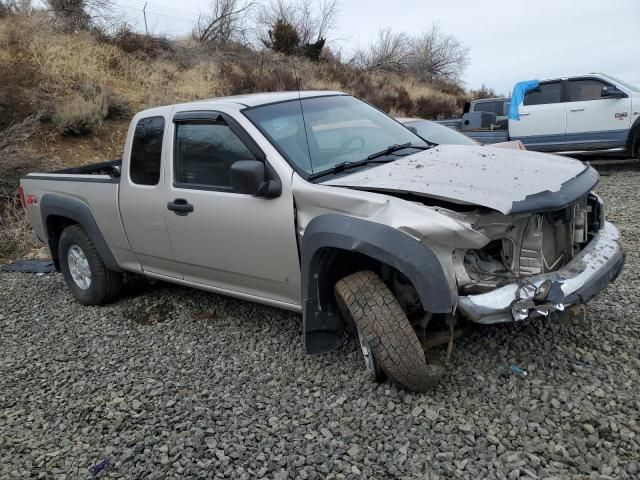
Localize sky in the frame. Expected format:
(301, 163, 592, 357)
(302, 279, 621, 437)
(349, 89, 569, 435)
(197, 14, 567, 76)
(112, 0, 640, 94)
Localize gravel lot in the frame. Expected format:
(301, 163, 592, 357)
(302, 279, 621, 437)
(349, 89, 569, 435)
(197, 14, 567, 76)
(1, 160, 639, 479)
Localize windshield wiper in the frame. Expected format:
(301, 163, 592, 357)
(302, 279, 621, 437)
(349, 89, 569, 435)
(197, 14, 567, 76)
(366, 142, 429, 160)
(308, 143, 430, 181)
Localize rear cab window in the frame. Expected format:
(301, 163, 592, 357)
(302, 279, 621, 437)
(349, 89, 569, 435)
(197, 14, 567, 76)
(473, 101, 497, 114)
(523, 82, 563, 106)
(130, 116, 165, 186)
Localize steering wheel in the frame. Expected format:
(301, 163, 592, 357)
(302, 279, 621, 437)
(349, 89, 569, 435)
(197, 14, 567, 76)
(339, 135, 366, 152)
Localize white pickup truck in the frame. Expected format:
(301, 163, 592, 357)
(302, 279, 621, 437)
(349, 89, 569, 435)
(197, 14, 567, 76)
(441, 73, 640, 156)
(19, 91, 625, 391)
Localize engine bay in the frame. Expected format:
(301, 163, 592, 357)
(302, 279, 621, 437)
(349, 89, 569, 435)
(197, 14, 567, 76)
(455, 194, 602, 294)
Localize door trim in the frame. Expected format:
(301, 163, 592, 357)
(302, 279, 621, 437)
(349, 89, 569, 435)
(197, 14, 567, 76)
(143, 270, 303, 312)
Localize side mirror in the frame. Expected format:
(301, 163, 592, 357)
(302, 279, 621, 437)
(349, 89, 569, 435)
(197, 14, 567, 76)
(601, 86, 627, 99)
(230, 160, 281, 198)
(406, 125, 418, 134)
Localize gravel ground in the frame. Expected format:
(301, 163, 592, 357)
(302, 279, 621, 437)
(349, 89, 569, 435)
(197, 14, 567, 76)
(1, 160, 640, 479)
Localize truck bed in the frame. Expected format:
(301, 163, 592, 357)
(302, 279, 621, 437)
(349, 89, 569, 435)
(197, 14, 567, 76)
(43, 159, 122, 178)
(435, 119, 510, 145)
(20, 159, 131, 271)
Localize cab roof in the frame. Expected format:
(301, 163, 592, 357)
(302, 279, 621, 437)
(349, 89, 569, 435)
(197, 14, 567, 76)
(194, 90, 346, 108)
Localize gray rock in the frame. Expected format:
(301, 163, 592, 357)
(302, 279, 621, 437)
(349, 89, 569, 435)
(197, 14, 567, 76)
(0, 160, 638, 480)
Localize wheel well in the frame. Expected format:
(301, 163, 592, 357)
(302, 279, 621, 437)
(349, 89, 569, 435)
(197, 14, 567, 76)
(315, 248, 423, 320)
(45, 215, 78, 270)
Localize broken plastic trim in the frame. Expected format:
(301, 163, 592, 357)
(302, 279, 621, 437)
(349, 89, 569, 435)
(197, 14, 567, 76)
(457, 222, 624, 324)
(510, 165, 599, 214)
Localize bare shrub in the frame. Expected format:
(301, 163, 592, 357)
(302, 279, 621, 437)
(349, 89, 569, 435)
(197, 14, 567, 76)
(52, 91, 111, 135)
(104, 91, 129, 119)
(0, 112, 41, 151)
(470, 84, 498, 100)
(353, 29, 410, 73)
(110, 23, 173, 59)
(0, 197, 38, 261)
(46, 0, 114, 32)
(0, 148, 46, 261)
(412, 94, 459, 119)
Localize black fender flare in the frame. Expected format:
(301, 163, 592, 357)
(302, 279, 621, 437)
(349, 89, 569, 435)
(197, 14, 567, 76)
(300, 214, 455, 354)
(40, 193, 122, 272)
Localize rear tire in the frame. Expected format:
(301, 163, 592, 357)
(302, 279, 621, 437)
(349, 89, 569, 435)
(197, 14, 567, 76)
(335, 270, 444, 392)
(59, 224, 122, 305)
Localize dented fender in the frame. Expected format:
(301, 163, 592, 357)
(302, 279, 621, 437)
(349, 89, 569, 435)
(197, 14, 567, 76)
(293, 177, 491, 354)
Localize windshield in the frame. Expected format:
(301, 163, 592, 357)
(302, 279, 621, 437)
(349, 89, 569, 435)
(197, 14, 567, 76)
(601, 74, 640, 93)
(405, 120, 479, 146)
(243, 95, 427, 176)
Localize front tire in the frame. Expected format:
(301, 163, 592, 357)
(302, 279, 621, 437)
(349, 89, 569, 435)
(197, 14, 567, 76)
(335, 271, 444, 392)
(59, 224, 122, 305)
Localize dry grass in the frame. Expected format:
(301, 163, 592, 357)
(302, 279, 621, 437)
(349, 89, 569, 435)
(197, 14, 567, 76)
(0, 198, 39, 262)
(0, 13, 466, 117)
(0, 12, 471, 261)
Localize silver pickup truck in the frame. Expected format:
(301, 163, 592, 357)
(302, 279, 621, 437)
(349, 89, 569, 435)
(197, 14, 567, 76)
(20, 91, 625, 392)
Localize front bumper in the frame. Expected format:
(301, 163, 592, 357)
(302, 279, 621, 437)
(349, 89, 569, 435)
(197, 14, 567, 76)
(457, 222, 625, 324)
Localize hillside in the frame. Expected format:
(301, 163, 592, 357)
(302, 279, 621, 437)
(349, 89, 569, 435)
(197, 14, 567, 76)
(0, 11, 470, 261)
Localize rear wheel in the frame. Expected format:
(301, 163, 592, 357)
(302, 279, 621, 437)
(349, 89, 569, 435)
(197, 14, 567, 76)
(335, 270, 444, 392)
(59, 225, 122, 305)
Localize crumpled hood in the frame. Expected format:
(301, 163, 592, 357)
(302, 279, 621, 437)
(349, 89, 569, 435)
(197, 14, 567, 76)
(323, 145, 598, 214)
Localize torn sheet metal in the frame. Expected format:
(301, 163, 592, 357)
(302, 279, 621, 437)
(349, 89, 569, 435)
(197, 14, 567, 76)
(323, 145, 595, 215)
(457, 222, 623, 324)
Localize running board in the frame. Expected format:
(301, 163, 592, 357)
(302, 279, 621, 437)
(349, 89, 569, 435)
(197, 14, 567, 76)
(555, 147, 628, 156)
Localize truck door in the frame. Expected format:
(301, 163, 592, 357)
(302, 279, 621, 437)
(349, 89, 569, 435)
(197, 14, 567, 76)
(509, 80, 566, 151)
(119, 114, 182, 278)
(163, 110, 301, 307)
(565, 77, 632, 150)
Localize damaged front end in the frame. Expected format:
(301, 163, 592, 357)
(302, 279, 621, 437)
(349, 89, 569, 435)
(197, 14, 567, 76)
(454, 194, 625, 324)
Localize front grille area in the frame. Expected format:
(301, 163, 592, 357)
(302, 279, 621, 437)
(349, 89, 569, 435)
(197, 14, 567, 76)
(458, 194, 598, 292)
(517, 197, 590, 275)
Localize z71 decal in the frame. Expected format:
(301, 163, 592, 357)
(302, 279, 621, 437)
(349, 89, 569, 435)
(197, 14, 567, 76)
(615, 112, 628, 120)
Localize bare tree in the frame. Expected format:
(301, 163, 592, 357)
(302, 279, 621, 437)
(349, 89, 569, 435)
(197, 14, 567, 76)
(406, 23, 470, 82)
(353, 23, 469, 82)
(315, 0, 338, 42)
(196, 0, 256, 46)
(353, 28, 410, 73)
(257, 0, 339, 55)
(0, 0, 33, 16)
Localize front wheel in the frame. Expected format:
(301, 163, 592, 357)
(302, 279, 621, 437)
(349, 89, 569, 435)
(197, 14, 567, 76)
(59, 224, 122, 305)
(335, 270, 444, 392)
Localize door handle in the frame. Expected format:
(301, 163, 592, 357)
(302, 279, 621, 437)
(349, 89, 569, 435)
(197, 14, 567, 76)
(519, 112, 530, 116)
(570, 107, 585, 112)
(167, 198, 194, 216)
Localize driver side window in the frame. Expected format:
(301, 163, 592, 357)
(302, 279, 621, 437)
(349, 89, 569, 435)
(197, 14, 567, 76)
(174, 117, 256, 190)
(568, 79, 610, 102)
